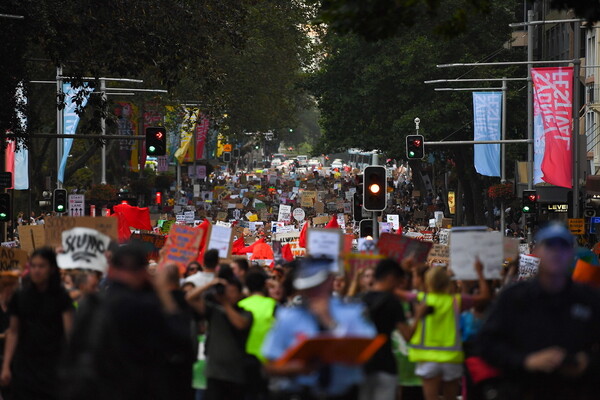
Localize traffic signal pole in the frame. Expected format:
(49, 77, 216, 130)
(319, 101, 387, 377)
(372, 152, 379, 240)
(100, 78, 107, 184)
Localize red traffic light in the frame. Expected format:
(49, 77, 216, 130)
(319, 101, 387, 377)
(527, 194, 537, 202)
(412, 139, 422, 147)
(155, 131, 164, 140)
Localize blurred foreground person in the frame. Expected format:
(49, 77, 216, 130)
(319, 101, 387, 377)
(61, 243, 193, 400)
(479, 224, 600, 400)
(1, 248, 74, 400)
(262, 257, 376, 400)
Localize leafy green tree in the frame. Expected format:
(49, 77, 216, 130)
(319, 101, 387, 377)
(310, 0, 526, 224)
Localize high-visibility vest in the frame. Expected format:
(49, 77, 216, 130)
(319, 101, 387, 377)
(408, 292, 464, 364)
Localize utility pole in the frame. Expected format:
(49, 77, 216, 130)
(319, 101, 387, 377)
(501, 77, 507, 235)
(56, 66, 63, 189)
(526, 10, 534, 243)
(573, 19, 582, 219)
(100, 78, 107, 184)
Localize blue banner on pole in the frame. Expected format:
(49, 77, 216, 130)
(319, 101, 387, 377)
(473, 92, 502, 177)
(58, 83, 93, 183)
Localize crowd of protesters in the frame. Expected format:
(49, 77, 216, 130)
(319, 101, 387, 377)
(0, 221, 595, 400)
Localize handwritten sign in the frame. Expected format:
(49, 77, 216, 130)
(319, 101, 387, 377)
(450, 230, 503, 280)
(56, 228, 111, 273)
(159, 225, 203, 273)
(45, 217, 117, 248)
(307, 228, 343, 272)
(518, 254, 540, 281)
(278, 205, 292, 222)
(0, 248, 28, 271)
(207, 225, 234, 259)
(427, 244, 449, 265)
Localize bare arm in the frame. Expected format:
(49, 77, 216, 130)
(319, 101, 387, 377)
(396, 302, 428, 341)
(1, 316, 18, 386)
(471, 259, 491, 305)
(185, 278, 222, 315)
(223, 303, 251, 330)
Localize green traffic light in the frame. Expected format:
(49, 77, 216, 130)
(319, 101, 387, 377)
(0, 213, 6, 219)
(409, 151, 415, 157)
(523, 206, 530, 212)
(57, 205, 64, 212)
(148, 145, 156, 154)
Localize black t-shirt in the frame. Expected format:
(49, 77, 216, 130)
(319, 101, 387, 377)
(8, 285, 73, 397)
(362, 291, 407, 374)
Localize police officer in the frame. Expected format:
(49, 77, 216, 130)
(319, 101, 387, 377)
(479, 224, 600, 399)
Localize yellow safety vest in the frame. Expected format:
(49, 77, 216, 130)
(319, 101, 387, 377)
(408, 292, 464, 364)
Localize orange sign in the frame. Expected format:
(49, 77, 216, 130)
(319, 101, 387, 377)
(223, 144, 232, 152)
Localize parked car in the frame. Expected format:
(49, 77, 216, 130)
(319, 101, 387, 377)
(331, 159, 344, 169)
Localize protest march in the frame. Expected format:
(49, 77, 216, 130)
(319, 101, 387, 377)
(0, 162, 595, 400)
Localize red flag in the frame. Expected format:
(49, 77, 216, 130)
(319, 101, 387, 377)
(232, 236, 246, 255)
(325, 216, 339, 229)
(195, 220, 211, 264)
(281, 243, 294, 262)
(299, 221, 309, 248)
(238, 238, 265, 255)
(397, 225, 403, 235)
(112, 204, 152, 242)
(251, 242, 274, 260)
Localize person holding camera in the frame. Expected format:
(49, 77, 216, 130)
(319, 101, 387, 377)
(186, 263, 252, 400)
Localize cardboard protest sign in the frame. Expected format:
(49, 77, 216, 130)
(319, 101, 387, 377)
(278, 205, 292, 222)
(307, 228, 343, 272)
(441, 218, 453, 228)
(314, 201, 325, 214)
(386, 215, 400, 230)
(45, 217, 117, 248)
(18, 225, 46, 254)
(130, 232, 167, 260)
(377, 233, 433, 265)
(56, 228, 111, 273)
(518, 254, 540, 281)
(274, 231, 306, 257)
(312, 215, 330, 225)
(0, 247, 28, 271)
(159, 225, 204, 272)
(503, 237, 520, 262)
(207, 225, 234, 259)
(427, 244, 450, 265)
(450, 229, 503, 280)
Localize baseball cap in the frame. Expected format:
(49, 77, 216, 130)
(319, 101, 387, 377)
(535, 223, 574, 247)
(293, 257, 333, 290)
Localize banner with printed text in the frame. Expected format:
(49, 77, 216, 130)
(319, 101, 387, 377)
(59, 83, 93, 183)
(114, 102, 139, 172)
(532, 67, 573, 188)
(473, 92, 501, 177)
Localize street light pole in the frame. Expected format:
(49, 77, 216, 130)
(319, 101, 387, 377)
(100, 78, 107, 184)
(56, 66, 63, 189)
(372, 151, 379, 240)
(501, 77, 507, 235)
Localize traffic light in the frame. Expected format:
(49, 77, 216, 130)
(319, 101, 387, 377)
(0, 193, 10, 222)
(406, 135, 424, 159)
(363, 166, 387, 211)
(353, 185, 364, 222)
(232, 148, 240, 158)
(145, 127, 167, 156)
(223, 151, 232, 163)
(522, 190, 538, 213)
(53, 189, 67, 213)
(359, 219, 373, 238)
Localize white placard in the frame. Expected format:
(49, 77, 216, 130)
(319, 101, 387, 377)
(68, 194, 85, 217)
(307, 228, 343, 272)
(450, 230, 503, 280)
(518, 254, 540, 281)
(184, 211, 195, 224)
(293, 208, 306, 222)
(207, 225, 233, 259)
(278, 205, 292, 222)
(387, 215, 400, 230)
(434, 211, 444, 225)
(56, 227, 111, 273)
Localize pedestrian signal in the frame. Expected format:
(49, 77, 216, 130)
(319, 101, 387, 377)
(0, 193, 10, 222)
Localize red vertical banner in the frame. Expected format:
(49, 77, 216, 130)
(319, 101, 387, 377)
(531, 67, 573, 188)
(4, 140, 15, 189)
(195, 115, 209, 160)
